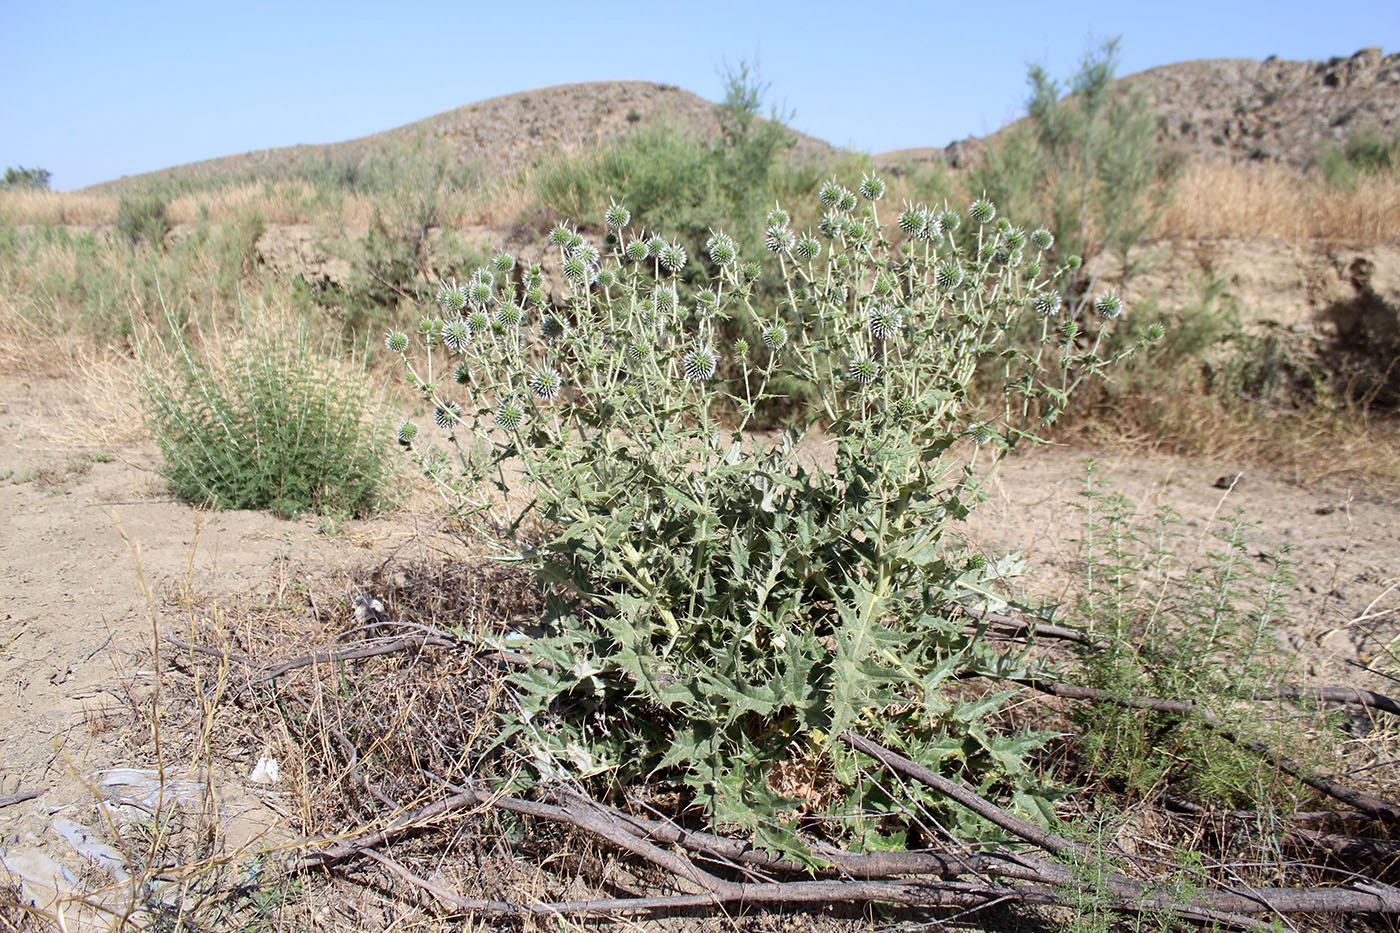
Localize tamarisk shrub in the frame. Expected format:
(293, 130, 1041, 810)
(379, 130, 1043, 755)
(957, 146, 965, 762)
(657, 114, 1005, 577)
(390, 180, 1155, 857)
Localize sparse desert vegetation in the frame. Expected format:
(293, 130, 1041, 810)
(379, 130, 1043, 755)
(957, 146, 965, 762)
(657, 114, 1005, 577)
(0, 47, 1397, 933)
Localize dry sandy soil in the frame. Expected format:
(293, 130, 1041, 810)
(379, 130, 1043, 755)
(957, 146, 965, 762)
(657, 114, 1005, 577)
(1, 365, 1396, 927)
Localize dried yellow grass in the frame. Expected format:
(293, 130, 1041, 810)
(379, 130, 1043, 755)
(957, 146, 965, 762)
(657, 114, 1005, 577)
(1156, 161, 1400, 244)
(0, 188, 117, 225)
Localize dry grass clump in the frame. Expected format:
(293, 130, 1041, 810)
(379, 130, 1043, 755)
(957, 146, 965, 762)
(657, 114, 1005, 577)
(1156, 161, 1400, 244)
(0, 187, 117, 225)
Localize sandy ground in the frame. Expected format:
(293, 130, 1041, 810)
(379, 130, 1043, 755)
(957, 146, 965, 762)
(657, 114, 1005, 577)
(0, 368, 1396, 926)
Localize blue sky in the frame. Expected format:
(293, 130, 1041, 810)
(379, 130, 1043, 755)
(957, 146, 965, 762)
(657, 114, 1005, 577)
(3, 1, 1396, 190)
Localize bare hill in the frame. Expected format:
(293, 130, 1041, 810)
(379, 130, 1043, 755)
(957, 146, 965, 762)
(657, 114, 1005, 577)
(884, 47, 1400, 169)
(86, 81, 841, 193)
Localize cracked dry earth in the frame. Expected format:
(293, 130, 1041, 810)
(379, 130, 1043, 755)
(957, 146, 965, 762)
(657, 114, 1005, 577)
(1, 366, 1397, 928)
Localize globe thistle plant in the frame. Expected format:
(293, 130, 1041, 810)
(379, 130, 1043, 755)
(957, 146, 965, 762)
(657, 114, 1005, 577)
(969, 198, 996, 225)
(441, 319, 471, 352)
(764, 225, 796, 253)
(453, 360, 472, 385)
(492, 252, 516, 274)
(766, 206, 791, 228)
(848, 357, 880, 385)
(706, 232, 737, 266)
(659, 241, 687, 274)
(385, 330, 409, 354)
(466, 310, 490, 335)
(528, 369, 563, 400)
(760, 323, 788, 350)
(495, 400, 525, 431)
(433, 400, 462, 430)
(605, 201, 631, 229)
(1030, 228, 1054, 251)
(1095, 292, 1123, 319)
(859, 173, 886, 201)
(624, 238, 650, 263)
(396, 420, 418, 447)
(868, 304, 902, 341)
(794, 234, 821, 262)
(682, 345, 718, 381)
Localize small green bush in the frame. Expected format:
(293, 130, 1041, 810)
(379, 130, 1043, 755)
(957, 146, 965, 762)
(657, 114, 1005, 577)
(391, 179, 1153, 857)
(2, 165, 51, 189)
(115, 193, 172, 248)
(1317, 126, 1400, 189)
(140, 321, 392, 518)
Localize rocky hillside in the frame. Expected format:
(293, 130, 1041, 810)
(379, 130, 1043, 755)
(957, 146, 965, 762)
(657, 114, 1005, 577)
(85, 81, 840, 193)
(889, 47, 1399, 169)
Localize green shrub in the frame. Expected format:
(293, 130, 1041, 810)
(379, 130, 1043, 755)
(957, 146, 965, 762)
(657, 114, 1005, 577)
(391, 180, 1153, 857)
(140, 321, 392, 518)
(1317, 126, 1400, 189)
(2, 165, 51, 189)
(115, 193, 172, 248)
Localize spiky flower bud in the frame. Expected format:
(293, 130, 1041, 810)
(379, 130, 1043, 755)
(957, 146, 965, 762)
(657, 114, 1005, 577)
(1032, 292, 1059, 316)
(818, 212, 845, 238)
(892, 397, 915, 418)
(441, 319, 471, 351)
(453, 360, 472, 385)
(1005, 228, 1027, 251)
(1025, 260, 1042, 278)
(835, 187, 857, 213)
(847, 221, 875, 246)
(1066, 255, 1082, 269)
(561, 255, 589, 285)
(766, 206, 790, 228)
(867, 304, 902, 341)
(969, 198, 996, 224)
(595, 268, 617, 288)
(938, 208, 961, 233)
(541, 315, 565, 340)
(1030, 228, 1054, 251)
(385, 330, 409, 353)
(848, 357, 880, 384)
(935, 260, 963, 291)
(706, 232, 737, 265)
(436, 281, 466, 311)
(733, 338, 750, 356)
(605, 201, 630, 229)
(897, 204, 927, 237)
(1095, 292, 1123, 319)
(1147, 322, 1166, 342)
(548, 222, 574, 246)
(465, 310, 490, 334)
(528, 369, 563, 399)
(765, 225, 796, 253)
(566, 232, 585, 250)
(433, 401, 462, 429)
(760, 323, 788, 350)
(818, 180, 843, 208)
(524, 264, 545, 288)
(492, 252, 516, 273)
(495, 400, 524, 431)
(742, 260, 761, 280)
(495, 304, 523, 328)
(653, 285, 677, 314)
(627, 340, 648, 364)
(859, 173, 886, 201)
(569, 242, 601, 267)
(873, 273, 895, 297)
(647, 234, 667, 258)
(682, 345, 717, 381)
(695, 288, 718, 312)
(659, 241, 687, 274)
(996, 217, 1012, 234)
(794, 235, 821, 261)
(967, 422, 994, 446)
(467, 279, 493, 306)
(624, 238, 650, 263)
(526, 286, 547, 307)
(396, 421, 418, 446)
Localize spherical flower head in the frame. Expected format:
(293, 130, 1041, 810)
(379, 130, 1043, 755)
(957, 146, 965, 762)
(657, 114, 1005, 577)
(418, 316, 438, 336)
(453, 360, 472, 385)
(897, 204, 927, 237)
(695, 288, 718, 312)
(892, 397, 915, 418)
(526, 286, 547, 307)
(548, 222, 574, 247)
(647, 234, 667, 258)
(605, 201, 630, 230)
(1025, 260, 1042, 278)
(495, 400, 525, 431)
(766, 206, 791, 228)
(396, 420, 419, 447)
(859, 173, 886, 201)
(595, 268, 617, 289)
(847, 221, 875, 246)
(528, 369, 563, 400)
(565, 232, 585, 251)
(385, 330, 409, 354)
(873, 273, 895, 298)
(626, 340, 648, 364)
(847, 357, 880, 385)
(1147, 322, 1166, 342)
(569, 242, 601, 267)
(934, 260, 963, 291)
(441, 319, 471, 351)
(995, 217, 1012, 234)
(765, 225, 796, 253)
(624, 238, 650, 263)
(733, 337, 750, 356)
(793, 234, 821, 261)
(867, 304, 902, 341)
(706, 232, 737, 265)
(1032, 292, 1059, 316)
(652, 284, 677, 314)
(969, 198, 996, 225)
(835, 187, 857, 213)
(938, 208, 961, 233)
(495, 304, 523, 328)
(682, 345, 718, 381)
(492, 252, 516, 273)
(760, 323, 788, 350)
(436, 281, 465, 312)
(467, 279, 493, 306)
(541, 315, 566, 340)
(818, 212, 845, 238)
(818, 179, 843, 208)
(1005, 228, 1027, 251)
(433, 400, 463, 430)
(1030, 228, 1054, 251)
(742, 260, 762, 281)
(1066, 255, 1082, 270)
(967, 422, 994, 446)
(465, 310, 490, 335)
(561, 255, 589, 285)
(1095, 292, 1123, 319)
(659, 241, 687, 274)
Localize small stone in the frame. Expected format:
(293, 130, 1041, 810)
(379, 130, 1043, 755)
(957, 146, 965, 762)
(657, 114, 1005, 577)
(1213, 473, 1244, 489)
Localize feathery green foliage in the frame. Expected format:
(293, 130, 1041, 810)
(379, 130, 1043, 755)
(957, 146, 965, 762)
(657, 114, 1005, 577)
(141, 320, 392, 519)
